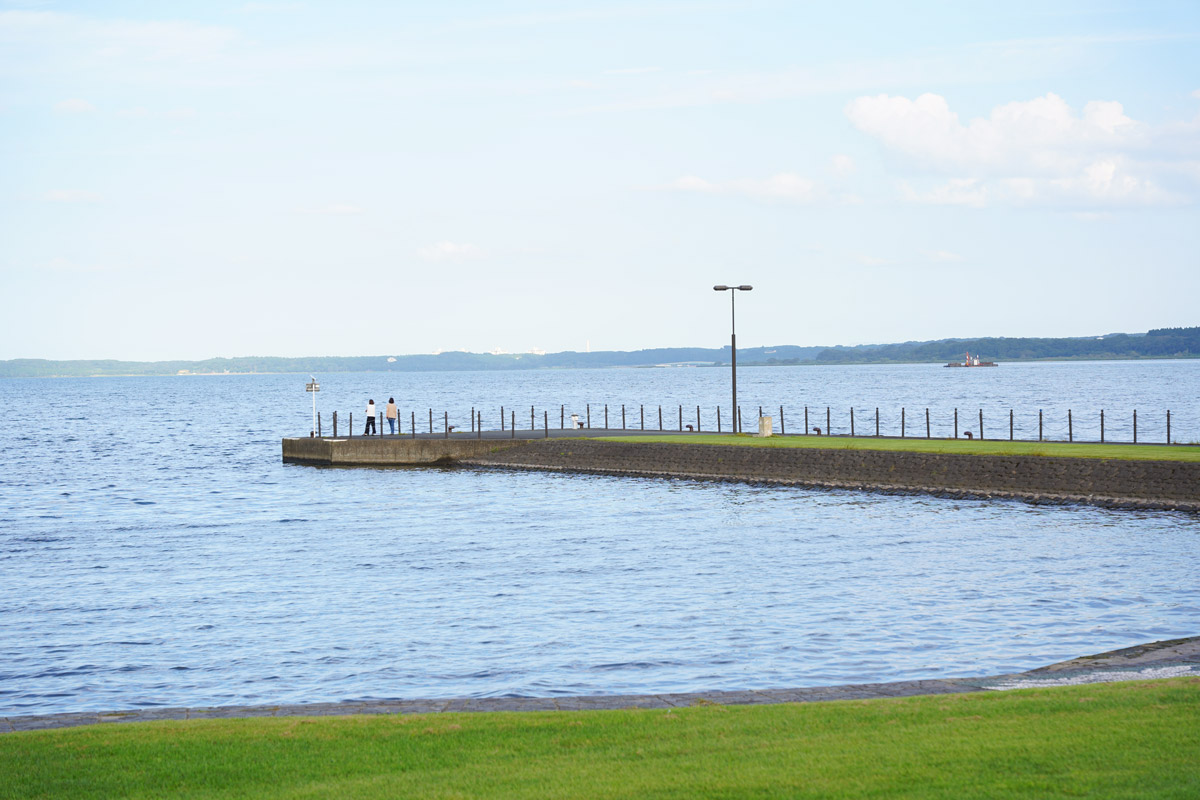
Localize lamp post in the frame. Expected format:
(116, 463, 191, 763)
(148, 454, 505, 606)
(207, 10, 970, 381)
(713, 284, 752, 432)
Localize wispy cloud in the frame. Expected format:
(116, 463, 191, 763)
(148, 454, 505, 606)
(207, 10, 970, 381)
(54, 97, 95, 113)
(668, 172, 823, 202)
(603, 66, 661, 75)
(417, 241, 485, 261)
(301, 204, 363, 215)
(44, 189, 102, 203)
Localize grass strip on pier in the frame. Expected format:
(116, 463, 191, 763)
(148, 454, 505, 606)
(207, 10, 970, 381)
(602, 433, 1200, 461)
(3, 679, 1198, 799)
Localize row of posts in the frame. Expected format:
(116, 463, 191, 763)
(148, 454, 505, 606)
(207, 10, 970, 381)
(316, 406, 1176, 444)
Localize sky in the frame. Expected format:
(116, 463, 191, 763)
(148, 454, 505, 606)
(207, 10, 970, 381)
(1, 1, 1198, 361)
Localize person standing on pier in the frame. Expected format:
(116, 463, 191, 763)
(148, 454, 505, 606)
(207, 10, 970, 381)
(364, 399, 376, 436)
(385, 397, 398, 434)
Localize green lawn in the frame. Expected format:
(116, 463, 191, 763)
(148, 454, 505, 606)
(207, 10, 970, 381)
(600, 433, 1200, 462)
(4, 679, 1199, 799)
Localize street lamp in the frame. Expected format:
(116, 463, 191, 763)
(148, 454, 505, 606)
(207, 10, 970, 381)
(713, 284, 752, 433)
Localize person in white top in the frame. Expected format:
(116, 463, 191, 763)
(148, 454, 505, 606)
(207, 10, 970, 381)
(364, 399, 376, 436)
(385, 397, 398, 435)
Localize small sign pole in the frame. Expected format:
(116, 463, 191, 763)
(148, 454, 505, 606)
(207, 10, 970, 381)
(305, 376, 320, 436)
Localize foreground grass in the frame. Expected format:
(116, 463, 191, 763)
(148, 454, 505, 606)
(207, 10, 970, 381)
(603, 433, 1200, 462)
(4, 679, 1199, 799)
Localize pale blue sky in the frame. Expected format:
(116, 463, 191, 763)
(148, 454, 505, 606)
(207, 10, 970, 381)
(2, 1, 1198, 360)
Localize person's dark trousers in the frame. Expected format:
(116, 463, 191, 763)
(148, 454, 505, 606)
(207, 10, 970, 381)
(364, 417, 376, 435)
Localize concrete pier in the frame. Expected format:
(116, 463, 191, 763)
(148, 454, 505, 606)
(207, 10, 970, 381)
(282, 435, 1200, 511)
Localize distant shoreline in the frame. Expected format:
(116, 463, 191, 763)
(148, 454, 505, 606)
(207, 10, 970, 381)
(2, 327, 1196, 378)
(3, 353, 1200, 379)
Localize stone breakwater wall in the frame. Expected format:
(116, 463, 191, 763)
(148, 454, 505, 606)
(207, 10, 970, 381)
(463, 440, 1200, 511)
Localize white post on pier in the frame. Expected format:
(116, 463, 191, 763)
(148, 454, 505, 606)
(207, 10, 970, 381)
(306, 376, 320, 436)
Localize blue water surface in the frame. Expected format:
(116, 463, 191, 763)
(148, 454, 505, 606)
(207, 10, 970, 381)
(0, 363, 1197, 715)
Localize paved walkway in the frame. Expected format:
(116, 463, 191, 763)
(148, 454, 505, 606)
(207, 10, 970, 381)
(4, 637, 1197, 733)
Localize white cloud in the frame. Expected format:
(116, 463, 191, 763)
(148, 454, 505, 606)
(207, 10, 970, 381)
(831, 154, 855, 174)
(603, 66, 660, 75)
(302, 204, 363, 215)
(922, 249, 963, 262)
(54, 97, 95, 113)
(901, 178, 988, 208)
(1193, 89, 1200, 100)
(849, 92, 1193, 207)
(670, 172, 822, 202)
(417, 242, 485, 261)
(44, 189, 102, 203)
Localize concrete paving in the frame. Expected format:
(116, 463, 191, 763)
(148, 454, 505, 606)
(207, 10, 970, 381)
(4, 636, 1196, 733)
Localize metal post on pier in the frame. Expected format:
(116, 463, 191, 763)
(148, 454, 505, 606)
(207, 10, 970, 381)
(901, 407, 905, 438)
(696, 405, 700, 432)
(501, 406, 505, 432)
(544, 410, 548, 438)
(1009, 409, 1013, 441)
(657, 405, 661, 431)
(511, 410, 515, 438)
(1068, 410, 1073, 442)
(1133, 409, 1138, 443)
(678, 405, 682, 431)
(1167, 410, 1171, 444)
(717, 406, 722, 433)
(621, 405, 626, 430)
(954, 408, 958, 439)
(318, 414, 322, 437)
(561, 405, 564, 429)
(876, 408, 880, 437)
(1038, 409, 1042, 441)
(428, 409, 433, 434)
(333, 411, 338, 438)
(411, 411, 415, 438)
(477, 411, 482, 439)
(531, 405, 534, 431)
(850, 407, 855, 437)
(587, 404, 591, 429)
(350, 413, 353, 437)
(927, 408, 931, 439)
(740, 407, 744, 433)
(780, 406, 785, 435)
(979, 410, 984, 441)
(471, 407, 475, 433)
(1101, 409, 1105, 443)
(445, 411, 449, 439)
(804, 406, 809, 435)
(826, 407, 831, 436)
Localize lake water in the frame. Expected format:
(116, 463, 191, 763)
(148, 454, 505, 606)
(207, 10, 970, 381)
(1, 362, 1198, 716)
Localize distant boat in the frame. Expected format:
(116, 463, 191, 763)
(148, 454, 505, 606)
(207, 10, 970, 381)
(945, 351, 997, 368)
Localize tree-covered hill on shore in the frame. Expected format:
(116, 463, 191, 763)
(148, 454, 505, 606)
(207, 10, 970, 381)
(2, 328, 1195, 377)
